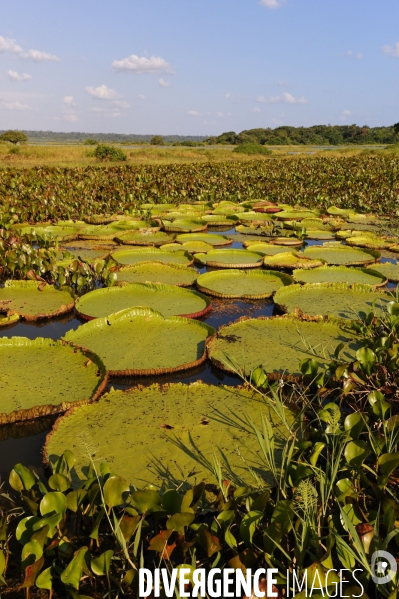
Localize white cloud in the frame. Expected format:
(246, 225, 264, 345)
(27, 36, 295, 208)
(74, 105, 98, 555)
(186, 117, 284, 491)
(278, 80, 289, 86)
(85, 84, 121, 100)
(113, 100, 130, 108)
(138, 94, 145, 100)
(225, 92, 231, 98)
(251, 107, 261, 113)
(342, 109, 353, 116)
(7, 69, 32, 81)
(20, 49, 60, 62)
(268, 92, 308, 104)
(343, 50, 363, 59)
(0, 35, 59, 62)
(383, 42, 399, 57)
(159, 78, 170, 87)
(259, 0, 285, 8)
(112, 54, 174, 74)
(0, 36, 23, 54)
(216, 111, 224, 117)
(64, 113, 78, 123)
(187, 110, 201, 116)
(63, 96, 75, 106)
(256, 95, 266, 103)
(1, 100, 31, 110)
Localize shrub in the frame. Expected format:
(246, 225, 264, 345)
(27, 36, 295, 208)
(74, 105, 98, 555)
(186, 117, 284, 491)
(84, 138, 98, 145)
(0, 130, 27, 145)
(8, 146, 20, 154)
(233, 142, 272, 155)
(93, 144, 127, 161)
(150, 135, 164, 145)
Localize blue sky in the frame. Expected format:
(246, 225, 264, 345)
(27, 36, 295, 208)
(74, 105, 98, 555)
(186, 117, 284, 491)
(0, 0, 399, 135)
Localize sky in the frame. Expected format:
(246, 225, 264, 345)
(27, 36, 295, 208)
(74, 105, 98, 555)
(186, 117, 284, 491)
(0, 0, 399, 136)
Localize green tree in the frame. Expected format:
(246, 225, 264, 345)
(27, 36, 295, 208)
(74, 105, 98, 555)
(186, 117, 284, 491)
(150, 135, 164, 146)
(93, 144, 127, 161)
(393, 123, 399, 135)
(0, 130, 28, 145)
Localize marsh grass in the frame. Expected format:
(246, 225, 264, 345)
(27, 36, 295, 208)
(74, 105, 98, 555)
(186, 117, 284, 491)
(0, 141, 390, 168)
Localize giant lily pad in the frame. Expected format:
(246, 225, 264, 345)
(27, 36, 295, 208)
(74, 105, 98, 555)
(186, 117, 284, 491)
(165, 241, 214, 254)
(64, 307, 215, 376)
(75, 283, 211, 320)
(114, 230, 174, 246)
(163, 219, 207, 233)
(236, 225, 274, 236)
(115, 263, 197, 287)
(0, 281, 75, 321)
(110, 247, 194, 267)
(200, 215, 238, 227)
(303, 246, 380, 266)
(15, 224, 80, 241)
(176, 233, 232, 246)
(274, 283, 392, 320)
(370, 262, 399, 282)
(194, 249, 263, 268)
(242, 242, 296, 255)
(44, 382, 293, 486)
(345, 236, 395, 250)
(263, 252, 324, 270)
(208, 316, 359, 379)
(273, 211, 317, 221)
(292, 266, 387, 287)
(0, 314, 20, 328)
(0, 337, 107, 424)
(196, 269, 292, 299)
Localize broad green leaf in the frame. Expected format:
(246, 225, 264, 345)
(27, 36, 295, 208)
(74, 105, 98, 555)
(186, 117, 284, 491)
(103, 476, 130, 508)
(91, 549, 113, 576)
(344, 440, 371, 468)
(60, 547, 88, 590)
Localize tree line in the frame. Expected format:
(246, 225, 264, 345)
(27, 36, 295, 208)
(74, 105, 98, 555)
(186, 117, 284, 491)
(206, 124, 399, 146)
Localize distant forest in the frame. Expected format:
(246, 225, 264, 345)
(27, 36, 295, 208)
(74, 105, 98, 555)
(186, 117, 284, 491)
(0, 131, 207, 143)
(206, 125, 399, 146)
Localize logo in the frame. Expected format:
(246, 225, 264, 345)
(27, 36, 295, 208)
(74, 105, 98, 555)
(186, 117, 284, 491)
(371, 551, 397, 585)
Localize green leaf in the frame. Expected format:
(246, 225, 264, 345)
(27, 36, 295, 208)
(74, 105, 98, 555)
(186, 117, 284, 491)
(16, 517, 41, 545)
(40, 491, 67, 517)
(198, 527, 222, 558)
(103, 476, 130, 508)
(0, 550, 6, 586)
(60, 547, 88, 590)
(130, 490, 162, 513)
(91, 549, 113, 576)
(344, 412, 368, 440)
(161, 489, 182, 515)
(21, 557, 45, 588)
(66, 489, 87, 513)
(378, 452, 399, 477)
(36, 566, 53, 590)
(166, 512, 195, 532)
(9, 463, 36, 491)
(21, 539, 43, 569)
(239, 510, 263, 547)
(48, 473, 70, 492)
(344, 440, 371, 468)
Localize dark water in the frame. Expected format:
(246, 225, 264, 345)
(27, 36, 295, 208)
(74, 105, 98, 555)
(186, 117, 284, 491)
(1, 231, 398, 482)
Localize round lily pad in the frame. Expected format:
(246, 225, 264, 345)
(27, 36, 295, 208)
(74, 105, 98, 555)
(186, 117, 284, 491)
(44, 382, 293, 486)
(200, 215, 238, 226)
(304, 230, 336, 240)
(64, 307, 215, 376)
(269, 237, 303, 247)
(345, 236, 395, 250)
(57, 247, 109, 262)
(238, 212, 272, 222)
(369, 262, 399, 282)
(274, 283, 393, 320)
(15, 224, 79, 241)
(0, 281, 75, 321)
(75, 283, 211, 320)
(236, 225, 274, 235)
(115, 263, 197, 287)
(173, 241, 214, 254)
(0, 337, 107, 424)
(194, 249, 263, 268)
(242, 242, 296, 255)
(292, 266, 387, 287)
(208, 316, 359, 379)
(176, 233, 232, 246)
(303, 246, 380, 266)
(111, 247, 194, 267)
(196, 269, 292, 299)
(0, 314, 19, 328)
(263, 252, 324, 270)
(273, 211, 317, 221)
(163, 219, 207, 233)
(114, 230, 174, 246)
